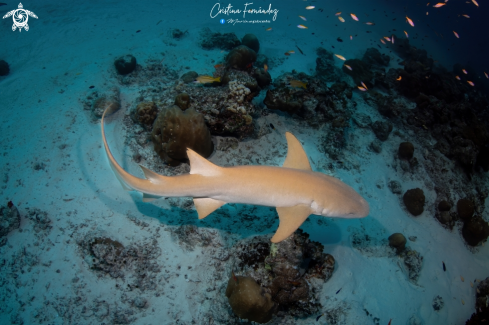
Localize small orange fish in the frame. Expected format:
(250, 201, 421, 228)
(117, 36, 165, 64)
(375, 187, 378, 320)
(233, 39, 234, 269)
(266, 27, 272, 31)
(462, 14, 470, 18)
(297, 24, 308, 29)
(461, 276, 465, 282)
(453, 31, 459, 38)
(462, 69, 467, 74)
(264, 64, 268, 73)
(231, 271, 239, 284)
(380, 39, 386, 44)
(357, 86, 367, 91)
(335, 54, 346, 60)
(467, 81, 474, 86)
(427, 2, 430, 5)
(214, 64, 222, 69)
(284, 52, 290, 56)
(484, 72, 488, 79)
(351, 13, 359, 21)
(455, 75, 461, 80)
(305, 5, 315, 9)
(335, 12, 342, 16)
(299, 15, 307, 21)
(344, 64, 352, 71)
(338, 16, 345, 22)
(433, 3, 446, 7)
(470, 282, 474, 288)
(471, 0, 478, 6)
(361, 81, 368, 90)
(406, 16, 415, 27)
(396, 76, 402, 81)
(289, 80, 307, 89)
(404, 31, 409, 38)
(384, 36, 391, 41)
(365, 22, 375, 25)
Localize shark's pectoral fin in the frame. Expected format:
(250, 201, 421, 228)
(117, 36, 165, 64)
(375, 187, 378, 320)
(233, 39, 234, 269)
(272, 205, 311, 243)
(194, 198, 226, 219)
(142, 193, 162, 202)
(282, 132, 312, 171)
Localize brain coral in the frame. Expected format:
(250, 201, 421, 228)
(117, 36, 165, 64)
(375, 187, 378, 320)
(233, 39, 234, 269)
(151, 105, 213, 166)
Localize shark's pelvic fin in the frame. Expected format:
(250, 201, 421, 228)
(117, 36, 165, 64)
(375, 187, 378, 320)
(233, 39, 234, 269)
(272, 205, 312, 243)
(194, 198, 226, 219)
(282, 132, 312, 171)
(142, 193, 162, 202)
(187, 148, 222, 176)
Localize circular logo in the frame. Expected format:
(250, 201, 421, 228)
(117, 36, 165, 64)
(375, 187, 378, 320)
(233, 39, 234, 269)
(220, 19, 225, 24)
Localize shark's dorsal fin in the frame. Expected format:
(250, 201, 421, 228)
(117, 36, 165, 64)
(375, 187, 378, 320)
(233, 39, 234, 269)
(282, 132, 312, 171)
(194, 198, 226, 219)
(272, 205, 312, 243)
(139, 165, 165, 184)
(187, 148, 222, 176)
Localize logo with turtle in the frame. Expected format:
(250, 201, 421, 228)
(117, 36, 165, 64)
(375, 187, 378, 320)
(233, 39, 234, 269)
(2, 3, 38, 32)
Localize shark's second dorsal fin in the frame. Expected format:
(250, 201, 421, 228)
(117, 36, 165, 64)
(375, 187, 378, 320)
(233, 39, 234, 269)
(187, 148, 222, 176)
(282, 132, 312, 171)
(139, 165, 165, 184)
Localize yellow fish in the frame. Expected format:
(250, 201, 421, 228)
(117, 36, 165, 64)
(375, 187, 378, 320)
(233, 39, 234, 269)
(335, 54, 346, 60)
(289, 80, 307, 89)
(306, 6, 315, 9)
(288, 50, 295, 54)
(194, 76, 221, 84)
(338, 16, 345, 22)
(297, 24, 308, 29)
(461, 276, 465, 282)
(472, 0, 478, 6)
(433, 3, 446, 7)
(266, 27, 272, 31)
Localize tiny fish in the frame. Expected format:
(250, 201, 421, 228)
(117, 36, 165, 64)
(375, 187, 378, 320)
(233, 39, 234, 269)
(136, 30, 141, 33)
(467, 80, 474, 86)
(350, 35, 353, 40)
(63, 198, 74, 202)
(443, 261, 446, 271)
(433, 3, 446, 7)
(0, 3, 8, 6)
(232, 271, 239, 284)
(462, 69, 467, 74)
(269, 123, 275, 130)
(384, 36, 391, 41)
(455, 75, 461, 80)
(335, 54, 346, 60)
(470, 282, 474, 288)
(365, 22, 375, 25)
(266, 27, 272, 31)
(471, 0, 478, 6)
(461, 276, 465, 282)
(194, 76, 221, 84)
(351, 13, 359, 21)
(344, 64, 352, 70)
(296, 45, 304, 55)
(404, 31, 409, 38)
(316, 314, 324, 321)
(357, 86, 367, 91)
(288, 50, 295, 54)
(477, 288, 480, 293)
(484, 72, 488, 79)
(406, 16, 415, 27)
(214, 64, 222, 69)
(392, 35, 395, 44)
(289, 80, 307, 89)
(396, 76, 402, 81)
(338, 16, 345, 22)
(284, 52, 290, 56)
(462, 299, 465, 305)
(306, 6, 315, 9)
(89, 85, 95, 89)
(337, 37, 343, 42)
(264, 64, 268, 73)
(462, 14, 470, 18)
(297, 24, 308, 29)
(336, 288, 342, 294)
(156, 20, 162, 25)
(335, 12, 342, 16)
(299, 15, 307, 21)
(380, 39, 386, 44)
(361, 81, 368, 90)
(453, 31, 459, 38)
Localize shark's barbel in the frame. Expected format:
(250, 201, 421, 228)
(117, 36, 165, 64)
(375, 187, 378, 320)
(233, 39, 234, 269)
(101, 108, 369, 242)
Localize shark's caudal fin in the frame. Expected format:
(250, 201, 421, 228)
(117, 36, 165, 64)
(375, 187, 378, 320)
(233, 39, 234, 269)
(272, 132, 313, 242)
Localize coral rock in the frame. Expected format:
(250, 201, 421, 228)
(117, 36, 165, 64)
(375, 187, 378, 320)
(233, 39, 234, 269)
(242, 34, 260, 53)
(151, 106, 213, 166)
(457, 198, 474, 220)
(174, 93, 190, 110)
(226, 45, 257, 70)
(462, 215, 489, 246)
(388, 233, 407, 252)
(399, 142, 414, 160)
(114, 55, 137, 75)
(403, 188, 425, 216)
(135, 102, 158, 127)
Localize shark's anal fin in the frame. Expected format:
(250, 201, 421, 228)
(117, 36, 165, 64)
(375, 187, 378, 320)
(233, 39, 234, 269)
(282, 132, 312, 171)
(194, 198, 226, 219)
(142, 193, 162, 202)
(272, 205, 312, 243)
